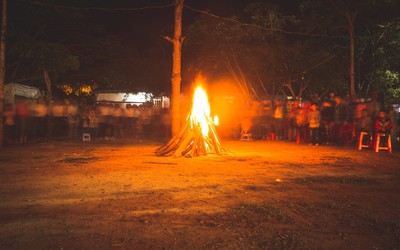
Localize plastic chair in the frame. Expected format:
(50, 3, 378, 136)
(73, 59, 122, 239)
(374, 133, 392, 153)
(358, 132, 372, 150)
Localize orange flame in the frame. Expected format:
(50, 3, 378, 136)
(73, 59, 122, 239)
(191, 86, 211, 136)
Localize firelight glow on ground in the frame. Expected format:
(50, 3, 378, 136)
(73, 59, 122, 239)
(0, 140, 399, 249)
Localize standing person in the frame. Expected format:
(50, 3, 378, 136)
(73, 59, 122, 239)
(3, 103, 16, 145)
(308, 104, 321, 145)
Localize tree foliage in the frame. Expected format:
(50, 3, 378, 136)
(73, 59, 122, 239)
(359, 19, 400, 103)
(299, 0, 400, 102)
(184, 3, 343, 100)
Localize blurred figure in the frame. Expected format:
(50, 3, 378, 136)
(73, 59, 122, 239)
(3, 103, 16, 145)
(320, 101, 334, 145)
(287, 100, 299, 141)
(259, 99, 273, 139)
(333, 96, 350, 145)
(356, 108, 373, 148)
(368, 91, 382, 121)
(82, 106, 98, 140)
(240, 118, 252, 136)
(112, 103, 123, 139)
(97, 103, 107, 139)
(15, 98, 29, 144)
(374, 110, 393, 134)
(130, 105, 140, 137)
(274, 100, 284, 140)
(295, 107, 308, 144)
(160, 108, 171, 139)
(356, 108, 372, 134)
(308, 104, 320, 145)
(66, 99, 79, 140)
(374, 110, 393, 149)
(105, 103, 114, 139)
(51, 100, 67, 139)
(311, 92, 321, 106)
(140, 104, 153, 138)
(340, 120, 355, 144)
(124, 104, 134, 137)
(35, 99, 48, 141)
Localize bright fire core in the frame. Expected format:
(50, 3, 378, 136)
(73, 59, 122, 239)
(190, 86, 211, 137)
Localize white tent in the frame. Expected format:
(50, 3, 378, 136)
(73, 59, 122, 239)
(96, 92, 153, 105)
(96, 91, 170, 108)
(4, 83, 42, 104)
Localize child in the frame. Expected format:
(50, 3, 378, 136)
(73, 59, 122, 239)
(374, 110, 393, 150)
(375, 110, 393, 134)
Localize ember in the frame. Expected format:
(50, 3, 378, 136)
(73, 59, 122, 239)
(156, 78, 226, 157)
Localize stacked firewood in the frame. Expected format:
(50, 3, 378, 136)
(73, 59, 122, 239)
(156, 115, 226, 157)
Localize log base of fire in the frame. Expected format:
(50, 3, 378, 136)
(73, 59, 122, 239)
(156, 116, 227, 158)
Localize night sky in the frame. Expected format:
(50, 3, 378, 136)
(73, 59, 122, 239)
(5, 0, 308, 92)
(6, 0, 399, 98)
(94, 0, 302, 48)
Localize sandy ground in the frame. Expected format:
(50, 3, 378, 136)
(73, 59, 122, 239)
(0, 139, 399, 249)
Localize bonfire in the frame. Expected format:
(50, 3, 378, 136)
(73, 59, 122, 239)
(156, 80, 226, 157)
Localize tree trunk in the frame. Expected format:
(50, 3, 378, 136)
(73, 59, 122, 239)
(43, 68, 53, 138)
(43, 68, 52, 103)
(0, 0, 7, 147)
(331, 0, 357, 98)
(171, 0, 183, 136)
(349, 22, 356, 98)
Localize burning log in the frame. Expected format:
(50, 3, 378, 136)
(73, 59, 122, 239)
(156, 86, 227, 157)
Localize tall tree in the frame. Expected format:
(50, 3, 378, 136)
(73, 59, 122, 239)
(330, 0, 358, 98)
(165, 0, 184, 136)
(300, 0, 399, 98)
(0, 0, 7, 147)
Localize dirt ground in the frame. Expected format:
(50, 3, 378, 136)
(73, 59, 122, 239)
(0, 139, 399, 249)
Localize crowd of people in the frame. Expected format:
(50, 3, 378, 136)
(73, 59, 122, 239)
(3, 98, 172, 146)
(2, 91, 398, 151)
(241, 92, 398, 149)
